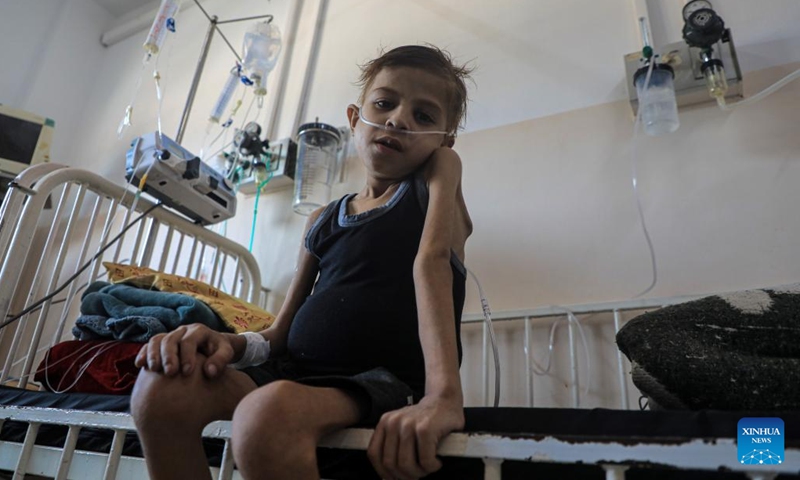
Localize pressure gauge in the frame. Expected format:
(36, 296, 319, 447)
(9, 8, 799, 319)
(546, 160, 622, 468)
(683, 0, 713, 21)
(244, 121, 262, 137)
(682, 0, 725, 49)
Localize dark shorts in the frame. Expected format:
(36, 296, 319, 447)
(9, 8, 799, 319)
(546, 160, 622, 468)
(239, 359, 419, 426)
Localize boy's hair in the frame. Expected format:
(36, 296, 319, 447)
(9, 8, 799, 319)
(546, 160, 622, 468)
(357, 45, 473, 134)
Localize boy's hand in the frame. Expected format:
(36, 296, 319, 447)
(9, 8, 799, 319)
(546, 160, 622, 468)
(367, 395, 465, 479)
(134, 324, 242, 379)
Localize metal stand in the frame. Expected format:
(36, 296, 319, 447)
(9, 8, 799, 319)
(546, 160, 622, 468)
(174, 0, 273, 143)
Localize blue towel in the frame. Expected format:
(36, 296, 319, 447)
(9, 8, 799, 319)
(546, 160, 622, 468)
(72, 281, 228, 342)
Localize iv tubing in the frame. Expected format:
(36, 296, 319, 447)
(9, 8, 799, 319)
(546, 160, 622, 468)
(117, 60, 148, 138)
(717, 66, 800, 110)
(525, 307, 593, 401)
(467, 268, 500, 408)
(249, 164, 274, 252)
(631, 59, 659, 298)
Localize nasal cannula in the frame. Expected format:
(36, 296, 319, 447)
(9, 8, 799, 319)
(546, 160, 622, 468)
(357, 108, 451, 136)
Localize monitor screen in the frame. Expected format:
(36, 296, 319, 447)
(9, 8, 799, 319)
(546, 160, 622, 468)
(0, 113, 43, 166)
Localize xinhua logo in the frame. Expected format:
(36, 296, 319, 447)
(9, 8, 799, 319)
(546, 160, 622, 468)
(738, 418, 784, 465)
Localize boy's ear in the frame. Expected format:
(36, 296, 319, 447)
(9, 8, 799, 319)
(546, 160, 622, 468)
(443, 135, 456, 148)
(346, 104, 359, 133)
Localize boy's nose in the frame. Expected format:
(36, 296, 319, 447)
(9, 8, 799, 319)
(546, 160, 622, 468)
(385, 108, 411, 131)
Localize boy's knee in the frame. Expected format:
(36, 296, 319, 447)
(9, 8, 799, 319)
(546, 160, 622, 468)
(233, 380, 301, 430)
(131, 368, 205, 432)
(232, 381, 317, 474)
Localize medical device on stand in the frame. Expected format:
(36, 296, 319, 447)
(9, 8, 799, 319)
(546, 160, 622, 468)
(125, 132, 236, 225)
(119, 2, 280, 228)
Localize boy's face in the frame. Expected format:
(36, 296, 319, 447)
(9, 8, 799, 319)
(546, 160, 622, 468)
(347, 67, 454, 181)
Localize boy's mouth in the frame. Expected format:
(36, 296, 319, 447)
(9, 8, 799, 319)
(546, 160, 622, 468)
(374, 136, 403, 152)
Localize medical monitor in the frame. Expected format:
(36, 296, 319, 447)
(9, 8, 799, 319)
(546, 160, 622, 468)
(0, 104, 55, 177)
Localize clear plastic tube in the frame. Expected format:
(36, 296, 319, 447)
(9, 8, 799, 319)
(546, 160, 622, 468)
(143, 0, 179, 57)
(631, 60, 659, 298)
(43, 341, 122, 393)
(117, 60, 148, 139)
(466, 268, 500, 408)
(526, 307, 592, 400)
(154, 70, 164, 141)
(357, 107, 450, 136)
(717, 66, 800, 110)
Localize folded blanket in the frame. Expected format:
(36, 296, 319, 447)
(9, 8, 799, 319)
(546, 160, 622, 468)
(103, 262, 275, 333)
(72, 281, 227, 342)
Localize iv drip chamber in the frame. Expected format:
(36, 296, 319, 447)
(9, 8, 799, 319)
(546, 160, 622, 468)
(143, 0, 179, 56)
(293, 122, 342, 215)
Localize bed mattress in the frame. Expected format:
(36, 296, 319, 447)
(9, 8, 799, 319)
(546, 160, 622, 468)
(2, 386, 798, 479)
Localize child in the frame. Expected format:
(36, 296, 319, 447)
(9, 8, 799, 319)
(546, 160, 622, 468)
(132, 44, 474, 480)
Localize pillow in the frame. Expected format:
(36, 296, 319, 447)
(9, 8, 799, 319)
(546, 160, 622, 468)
(103, 262, 274, 333)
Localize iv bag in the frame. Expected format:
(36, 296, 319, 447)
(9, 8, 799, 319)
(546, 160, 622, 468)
(242, 21, 282, 95)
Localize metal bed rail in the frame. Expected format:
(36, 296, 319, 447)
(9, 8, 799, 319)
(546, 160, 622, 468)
(0, 405, 241, 480)
(0, 165, 263, 390)
(1, 405, 796, 480)
(462, 295, 708, 408)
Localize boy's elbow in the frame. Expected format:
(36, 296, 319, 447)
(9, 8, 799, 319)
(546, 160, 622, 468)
(413, 249, 451, 276)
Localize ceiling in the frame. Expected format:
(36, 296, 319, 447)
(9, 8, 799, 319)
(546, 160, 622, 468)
(93, 0, 156, 18)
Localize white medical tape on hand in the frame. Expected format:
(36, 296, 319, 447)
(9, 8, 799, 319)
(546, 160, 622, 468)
(229, 331, 271, 369)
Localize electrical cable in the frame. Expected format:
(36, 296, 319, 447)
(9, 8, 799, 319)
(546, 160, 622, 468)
(466, 268, 500, 408)
(0, 203, 162, 331)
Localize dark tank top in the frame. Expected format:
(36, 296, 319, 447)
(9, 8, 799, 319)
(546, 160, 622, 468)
(287, 171, 467, 391)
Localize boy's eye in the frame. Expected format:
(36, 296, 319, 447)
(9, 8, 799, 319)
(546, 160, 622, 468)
(374, 100, 393, 109)
(415, 111, 435, 124)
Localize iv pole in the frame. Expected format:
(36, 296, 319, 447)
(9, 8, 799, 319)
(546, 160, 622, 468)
(174, 0, 273, 143)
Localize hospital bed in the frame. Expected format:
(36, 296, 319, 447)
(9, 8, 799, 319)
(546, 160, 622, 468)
(0, 165, 798, 479)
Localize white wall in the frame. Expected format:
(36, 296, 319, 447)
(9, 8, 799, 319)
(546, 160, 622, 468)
(8, 0, 800, 407)
(0, 0, 112, 164)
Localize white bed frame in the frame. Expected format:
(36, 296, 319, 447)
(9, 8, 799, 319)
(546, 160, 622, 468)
(0, 165, 796, 480)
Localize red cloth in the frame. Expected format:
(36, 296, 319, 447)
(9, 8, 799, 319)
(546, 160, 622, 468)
(34, 340, 143, 395)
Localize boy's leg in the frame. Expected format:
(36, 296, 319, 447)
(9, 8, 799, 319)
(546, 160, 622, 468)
(231, 380, 364, 480)
(130, 355, 257, 480)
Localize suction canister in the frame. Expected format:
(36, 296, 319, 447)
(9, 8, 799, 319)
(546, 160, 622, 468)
(293, 122, 341, 215)
(634, 63, 680, 136)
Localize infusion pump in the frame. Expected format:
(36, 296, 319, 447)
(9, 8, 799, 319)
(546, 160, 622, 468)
(125, 132, 236, 225)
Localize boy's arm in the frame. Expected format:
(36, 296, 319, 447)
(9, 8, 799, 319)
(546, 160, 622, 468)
(368, 147, 467, 479)
(233, 207, 323, 359)
(140, 209, 324, 377)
